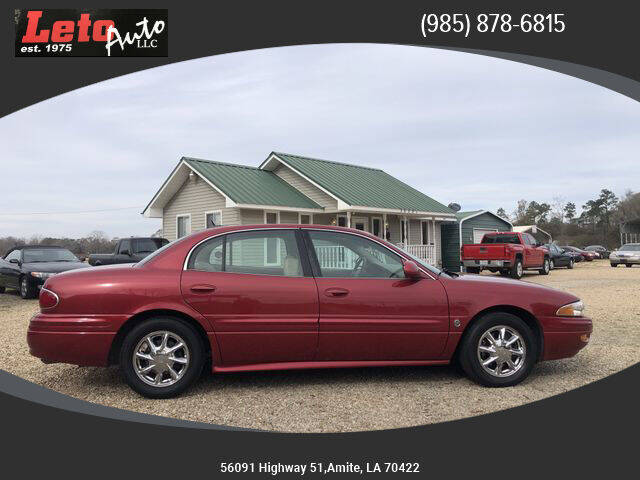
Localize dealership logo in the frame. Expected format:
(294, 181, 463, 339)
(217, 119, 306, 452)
(14, 9, 168, 57)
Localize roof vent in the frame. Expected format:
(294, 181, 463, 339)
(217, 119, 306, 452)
(448, 203, 461, 212)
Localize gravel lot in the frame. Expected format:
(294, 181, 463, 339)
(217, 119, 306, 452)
(1, 260, 638, 433)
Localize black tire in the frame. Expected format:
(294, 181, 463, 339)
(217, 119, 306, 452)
(466, 267, 480, 274)
(510, 258, 523, 279)
(538, 257, 550, 275)
(610, 263, 618, 268)
(19, 276, 37, 299)
(0, 286, 5, 293)
(625, 264, 633, 268)
(567, 259, 574, 269)
(458, 312, 536, 387)
(119, 317, 205, 398)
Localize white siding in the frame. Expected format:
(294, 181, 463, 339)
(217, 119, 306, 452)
(162, 176, 240, 241)
(272, 163, 338, 209)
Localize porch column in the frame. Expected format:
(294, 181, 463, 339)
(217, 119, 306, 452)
(383, 213, 387, 240)
(403, 215, 408, 245)
(346, 211, 352, 228)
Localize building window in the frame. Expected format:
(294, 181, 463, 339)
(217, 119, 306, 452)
(176, 214, 191, 238)
(263, 211, 280, 265)
(337, 214, 347, 227)
(264, 211, 279, 224)
(205, 210, 222, 228)
(299, 213, 312, 225)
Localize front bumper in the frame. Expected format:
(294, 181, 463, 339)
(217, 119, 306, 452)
(27, 313, 122, 366)
(610, 256, 640, 264)
(540, 315, 593, 361)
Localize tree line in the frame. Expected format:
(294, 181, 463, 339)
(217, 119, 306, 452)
(495, 189, 640, 248)
(0, 230, 118, 257)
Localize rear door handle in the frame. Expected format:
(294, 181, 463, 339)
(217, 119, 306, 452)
(324, 287, 349, 297)
(190, 284, 217, 294)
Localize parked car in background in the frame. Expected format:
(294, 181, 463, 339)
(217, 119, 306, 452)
(584, 245, 610, 259)
(27, 225, 592, 398)
(461, 231, 550, 279)
(559, 246, 596, 262)
(544, 244, 575, 269)
(0, 246, 89, 299)
(609, 243, 640, 267)
(88, 237, 169, 266)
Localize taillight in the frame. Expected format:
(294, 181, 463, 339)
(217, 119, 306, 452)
(39, 288, 59, 310)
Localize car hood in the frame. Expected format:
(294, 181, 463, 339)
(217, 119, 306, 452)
(23, 261, 90, 273)
(454, 271, 575, 297)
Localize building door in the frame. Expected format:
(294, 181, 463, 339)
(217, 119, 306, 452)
(371, 217, 383, 238)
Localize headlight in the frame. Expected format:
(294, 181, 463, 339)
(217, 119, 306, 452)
(556, 300, 585, 317)
(30, 272, 55, 279)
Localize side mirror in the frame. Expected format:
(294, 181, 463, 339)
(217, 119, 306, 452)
(77, 256, 86, 262)
(403, 260, 422, 279)
(9, 258, 20, 265)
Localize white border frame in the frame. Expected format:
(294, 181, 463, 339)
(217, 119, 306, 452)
(175, 213, 191, 239)
(204, 209, 223, 228)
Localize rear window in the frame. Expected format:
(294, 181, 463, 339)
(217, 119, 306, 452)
(481, 234, 520, 244)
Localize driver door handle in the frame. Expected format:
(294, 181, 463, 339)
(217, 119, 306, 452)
(324, 287, 349, 297)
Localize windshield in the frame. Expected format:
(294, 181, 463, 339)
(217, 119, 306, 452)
(620, 244, 640, 251)
(23, 248, 78, 263)
(482, 234, 520, 244)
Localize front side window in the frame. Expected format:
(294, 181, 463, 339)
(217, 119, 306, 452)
(118, 239, 131, 254)
(308, 230, 405, 278)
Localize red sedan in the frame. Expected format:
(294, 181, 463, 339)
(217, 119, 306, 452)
(28, 225, 592, 398)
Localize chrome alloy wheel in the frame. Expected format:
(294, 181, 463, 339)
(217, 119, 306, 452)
(477, 325, 526, 378)
(516, 262, 523, 278)
(133, 331, 190, 387)
(20, 277, 28, 296)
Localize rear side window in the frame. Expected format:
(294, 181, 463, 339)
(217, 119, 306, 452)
(187, 230, 303, 277)
(482, 234, 520, 244)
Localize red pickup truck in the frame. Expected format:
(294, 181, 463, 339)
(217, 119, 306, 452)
(461, 231, 550, 279)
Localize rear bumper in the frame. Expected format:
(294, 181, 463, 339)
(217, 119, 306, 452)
(27, 313, 122, 366)
(462, 259, 510, 268)
(540, 316, 593, 361)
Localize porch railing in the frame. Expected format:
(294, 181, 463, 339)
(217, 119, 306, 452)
(397, 243, 436, 265)
(315, 245, 358, 270)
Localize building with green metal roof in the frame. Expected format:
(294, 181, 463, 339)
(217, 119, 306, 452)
(143, 152, 460, 266)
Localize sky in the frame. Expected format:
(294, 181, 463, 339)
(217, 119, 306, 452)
(1, 44, 639, 239)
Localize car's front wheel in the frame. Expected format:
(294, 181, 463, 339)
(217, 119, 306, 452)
(120, 317, 205, 398)
(610, 263, 618, 267)
(459, 312, 536, 387)
(19, 276, 36, 299)
(568, 258, 574, 269)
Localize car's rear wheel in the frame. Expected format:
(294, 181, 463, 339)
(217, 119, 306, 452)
(510, 259, 523, 279)
(459, 312, 536, 387)
(120, 317, 205, 398)
(568, 258, 574, 269)
(466, 267, 480, 274)
(539, 258, 550, 275)
(610, 263, 618, 267)
(19, 276, 36, 299)
(625, 264, 633, 268)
